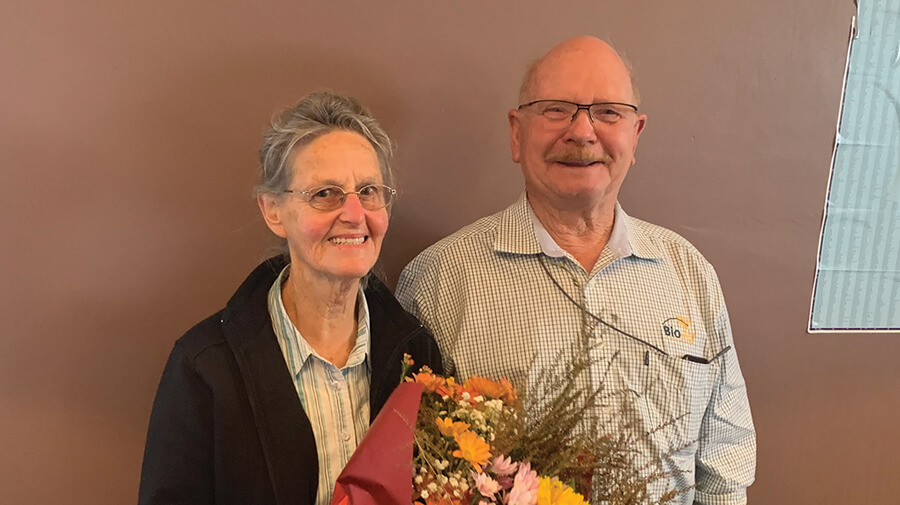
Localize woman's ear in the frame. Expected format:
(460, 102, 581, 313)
(257, 193, 289, 239)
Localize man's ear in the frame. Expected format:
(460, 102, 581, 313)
(630, 113, 648, 165)
(635, 113, 647, 138)
(508, 109, 522, 163)
(258, 193, 289, 239)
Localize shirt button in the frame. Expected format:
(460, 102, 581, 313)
(333, 381, 342, 390)
(341, 430, 351, 441)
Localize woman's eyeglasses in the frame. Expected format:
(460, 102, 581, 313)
(283, 184, 396, 211)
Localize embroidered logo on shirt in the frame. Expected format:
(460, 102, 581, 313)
(662, 316, 696, 344)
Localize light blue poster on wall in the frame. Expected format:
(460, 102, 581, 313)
(810, 0, 900, 332)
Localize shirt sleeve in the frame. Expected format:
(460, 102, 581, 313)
(138, 342, 215, 505)
(396, 253, 458, 377)
(693, 288, 757, 505)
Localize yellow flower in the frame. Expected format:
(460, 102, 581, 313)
(435, 417, 470, 438)
(537, 477, 588, 505)
(451, 430, 491, 470)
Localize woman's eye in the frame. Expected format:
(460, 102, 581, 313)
(314, 188, 336, 198)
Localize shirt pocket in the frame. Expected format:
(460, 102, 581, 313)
(622, 352, 715, 463)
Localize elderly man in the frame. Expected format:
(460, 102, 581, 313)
(396, 36, 756, 504)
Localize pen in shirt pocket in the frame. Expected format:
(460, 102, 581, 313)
(682, 345, 732, 364)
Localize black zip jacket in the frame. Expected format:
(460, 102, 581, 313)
(138, 257, 443, 505)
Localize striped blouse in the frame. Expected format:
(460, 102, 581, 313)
(267, 265, 371, 505)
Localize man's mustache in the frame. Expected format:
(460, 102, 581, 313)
(546, 149, 612, 165)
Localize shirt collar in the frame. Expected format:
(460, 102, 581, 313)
(618, 206, 663, 260)
(267, 265, 371, 377)
(495, 192, 661, 261)
(493, 192, 543, 255)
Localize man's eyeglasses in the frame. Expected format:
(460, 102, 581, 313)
(283, 184, 396, 211)
(517, 99, 638, 125)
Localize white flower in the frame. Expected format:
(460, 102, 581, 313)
(484, 399, 504, 414)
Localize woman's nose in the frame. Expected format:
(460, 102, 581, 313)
(338, 193, 366, 222)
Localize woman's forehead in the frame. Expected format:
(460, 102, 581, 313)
(290, 132, 382, 187)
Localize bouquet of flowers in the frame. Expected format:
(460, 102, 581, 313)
(406, 358, 588, 505)
(331, 354, 678, 505)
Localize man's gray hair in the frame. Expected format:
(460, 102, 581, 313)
(256, 91, 394, 196)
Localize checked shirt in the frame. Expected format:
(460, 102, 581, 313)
(396, 193, 756, 505)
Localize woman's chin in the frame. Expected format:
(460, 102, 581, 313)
(318, 263, 376, 285)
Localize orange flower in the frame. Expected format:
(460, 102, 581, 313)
(463, 376, 518, 404)
(436, 376, 462, 401)
(435, 417, 470, 438)
(411, 371, 446, 394)
(452, 430, 491, 470)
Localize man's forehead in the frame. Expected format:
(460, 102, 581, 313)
(525, 38, 634, 103)
(530, 57, 633, 102)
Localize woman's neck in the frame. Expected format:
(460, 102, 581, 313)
(281, 267, 361, 368)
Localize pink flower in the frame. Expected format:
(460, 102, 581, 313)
(505, 462, 539, 505)
(489, 455, 518, 476)
(473, 471, 501, 497)
(496, 475, 514, 491)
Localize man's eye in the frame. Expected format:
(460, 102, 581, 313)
(594, 108, 623, 122)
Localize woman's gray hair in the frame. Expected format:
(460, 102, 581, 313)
(256, 91, 394, 196)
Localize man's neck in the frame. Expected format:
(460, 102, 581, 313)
(529, 194, 616, 271)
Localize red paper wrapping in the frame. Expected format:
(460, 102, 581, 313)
(331, 382, 423, 505)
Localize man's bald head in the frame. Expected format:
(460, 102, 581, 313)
(518, 36, 640, 107)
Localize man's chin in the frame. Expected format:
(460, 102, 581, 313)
(560, 181, 625, 206)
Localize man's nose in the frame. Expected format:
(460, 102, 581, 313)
(565, 108, 598, 143)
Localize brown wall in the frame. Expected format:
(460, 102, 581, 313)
(2, 1, 896, 504)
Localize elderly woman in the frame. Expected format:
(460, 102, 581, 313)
(138, 91, 442, 505)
